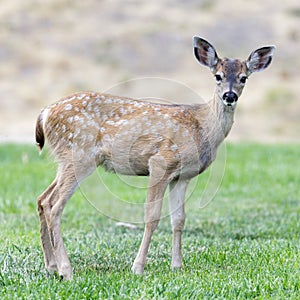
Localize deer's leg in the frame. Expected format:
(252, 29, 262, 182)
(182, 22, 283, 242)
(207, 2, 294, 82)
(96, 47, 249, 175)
(48, 170, 77, 280)
(45, 161, 95, 280)
(132, 156, 170, 275)
(37, 178, 58, 273)
(168, 179, 189, 270)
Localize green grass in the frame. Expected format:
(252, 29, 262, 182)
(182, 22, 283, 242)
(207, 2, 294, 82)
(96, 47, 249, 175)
(0, 143, 299, 299)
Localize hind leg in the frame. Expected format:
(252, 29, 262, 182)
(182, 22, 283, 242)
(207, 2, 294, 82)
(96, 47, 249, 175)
(37, 178, 58, 273)
(44, 160, 96, 280)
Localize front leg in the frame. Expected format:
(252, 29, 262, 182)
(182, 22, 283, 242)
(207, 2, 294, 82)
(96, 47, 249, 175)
(132, 156, 170, 275)
(168, 179, 189, 270)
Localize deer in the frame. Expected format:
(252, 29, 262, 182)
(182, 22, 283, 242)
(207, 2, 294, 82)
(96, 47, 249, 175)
(36, 37, 275, 280)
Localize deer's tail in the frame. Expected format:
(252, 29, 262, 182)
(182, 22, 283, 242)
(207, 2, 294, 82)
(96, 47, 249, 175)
(35, 110, 46, 152)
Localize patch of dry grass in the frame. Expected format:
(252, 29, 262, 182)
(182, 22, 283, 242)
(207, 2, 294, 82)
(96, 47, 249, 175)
(0, 0, 299, 142)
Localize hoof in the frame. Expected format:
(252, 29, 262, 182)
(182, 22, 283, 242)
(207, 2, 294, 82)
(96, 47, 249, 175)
(131, 263, 144, 275)
(59, 272, 73, 281)
(58, 264, 73, 281)
(171, 261, 182, 271)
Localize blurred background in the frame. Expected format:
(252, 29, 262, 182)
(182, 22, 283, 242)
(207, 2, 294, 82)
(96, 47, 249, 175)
(0, 0, 299, 143)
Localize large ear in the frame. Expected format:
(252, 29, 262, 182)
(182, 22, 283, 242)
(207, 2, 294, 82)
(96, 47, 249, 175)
(246, 46, 276, 75)
(193, 36, 220, 72)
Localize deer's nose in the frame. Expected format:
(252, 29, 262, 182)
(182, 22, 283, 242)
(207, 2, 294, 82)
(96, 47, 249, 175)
(222, 92, 238, 104)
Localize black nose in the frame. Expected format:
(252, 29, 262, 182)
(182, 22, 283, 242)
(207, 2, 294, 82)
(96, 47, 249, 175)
(222, 92, 238, 103)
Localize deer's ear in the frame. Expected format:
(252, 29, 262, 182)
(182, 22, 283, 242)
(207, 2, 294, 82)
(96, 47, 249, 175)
(193, 36, 220, 72)
(246, 46, 276, 75)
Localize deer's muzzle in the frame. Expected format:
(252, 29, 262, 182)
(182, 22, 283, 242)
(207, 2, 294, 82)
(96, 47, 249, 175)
(222, 91, 238, 106)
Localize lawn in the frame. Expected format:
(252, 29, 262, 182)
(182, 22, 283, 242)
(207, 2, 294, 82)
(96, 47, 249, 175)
(0, 143, 299, 299)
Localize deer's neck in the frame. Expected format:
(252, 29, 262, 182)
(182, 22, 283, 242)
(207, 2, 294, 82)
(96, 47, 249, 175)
(197, 93, 235, 147)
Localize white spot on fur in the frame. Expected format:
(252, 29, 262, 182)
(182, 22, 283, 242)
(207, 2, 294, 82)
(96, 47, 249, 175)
(120, 107, 127, 115)
(67, 116, 73, 123)
(74, 127, 81, 138)
(68, 96, 76, 101)
(65, 104, 73, 111)
(116, 119, 129, 126)
(106, 120, 115, 126)
(133, 101, 144, 108)
(77, 93, 86, 100)
(87, 119, 97, 127)
(171, 144, 178, 152)
(87, 103, 93, 111)
(88, 134, 94, 142)
(183, 129, 189, 137)
(128, 107, 134, 113)
(62, 124, 66, 133)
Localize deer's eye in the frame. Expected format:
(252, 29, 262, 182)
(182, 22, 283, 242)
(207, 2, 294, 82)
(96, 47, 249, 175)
(215, 74, 222, 82)
(240, 76, 247, 84)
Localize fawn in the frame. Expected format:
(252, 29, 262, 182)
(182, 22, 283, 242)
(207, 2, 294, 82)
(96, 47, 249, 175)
(36, 37, 275, 279)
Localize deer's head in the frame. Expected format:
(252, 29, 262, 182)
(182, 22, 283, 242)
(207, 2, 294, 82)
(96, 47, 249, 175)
(193, 37, 275, 107)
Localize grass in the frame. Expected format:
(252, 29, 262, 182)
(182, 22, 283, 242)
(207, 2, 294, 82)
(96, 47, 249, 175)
(0, 143, 299, 299)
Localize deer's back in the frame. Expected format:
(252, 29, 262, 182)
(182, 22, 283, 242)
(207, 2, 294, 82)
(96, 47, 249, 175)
(41, 91, 206, 177)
